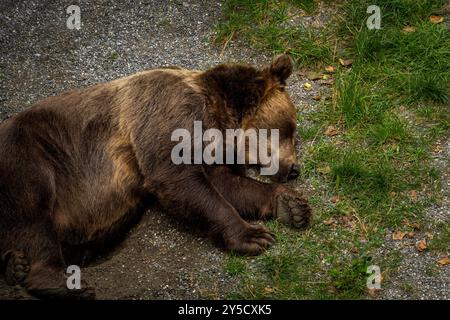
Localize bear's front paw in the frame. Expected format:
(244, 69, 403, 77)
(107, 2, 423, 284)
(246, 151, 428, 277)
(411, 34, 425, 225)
(225, 224, 276, 256)
(274, 188, 312, 229)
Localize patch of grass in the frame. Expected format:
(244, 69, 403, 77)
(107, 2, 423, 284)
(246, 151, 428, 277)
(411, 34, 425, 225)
(369, 113, 408, 145)
(402, 281, 414, 294)
(331, 151, 391, 196)
(342, 2, 450, 106)
(297, 122, 320, 140)
(108, 51, 119, 61)
(291, 0, 317, 13)
(329, 255, 371, 299)
(333, 71, 375, 126)
(425, 262, 438, 277)
(428, 222, 450, 252)
(214, 0, 334, 67)
(217, 0, 449, 300)
(225, 254, 248, 276)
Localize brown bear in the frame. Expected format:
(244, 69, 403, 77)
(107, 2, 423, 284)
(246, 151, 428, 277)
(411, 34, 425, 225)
(0, 54, 311, 299)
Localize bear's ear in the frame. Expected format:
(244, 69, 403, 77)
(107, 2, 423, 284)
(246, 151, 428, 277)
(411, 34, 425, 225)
(269, 54, 293, 84)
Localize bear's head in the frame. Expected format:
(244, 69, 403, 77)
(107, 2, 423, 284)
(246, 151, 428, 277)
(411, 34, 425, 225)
(201, 54, 299, 183)
(244, 54, 298, 182)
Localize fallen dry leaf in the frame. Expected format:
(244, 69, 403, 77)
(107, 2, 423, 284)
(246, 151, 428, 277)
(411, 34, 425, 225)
(389, 191, 397, 197)
(426, 232, 433, 240)
(330, 196, 339, 203)
(305, 71, 322, 80)
(402, 26, 416, 33)
(324, 126, 339, 137)
(327, 286, 338, 294)
(403, 219, 421, 230)
(392, 231, 406, 241)
(366, 288, 381, 297)
(339, 58, 353, 67)
(433, 144, 444, 153)
(318, 79, 334, 85)
(410, 190, 417, 200)
(303, 82, 313, 90)
(429, 15, 444, 24)
(323, 217, 336, 225)
(297, 68, 307, 77)
(312, 95, 321, 101)
(437, 256, 450, 266)
(406, 231, 415, 239)
(322, 74, 330, 80)
(325, 65, 335, 73)
(264, 286, 275, 294)
(339, 215, 356, 229)
(416, 239, 427, 252)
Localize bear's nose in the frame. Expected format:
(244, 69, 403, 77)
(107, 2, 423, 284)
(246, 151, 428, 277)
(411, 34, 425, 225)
(288, 163, 299, 180)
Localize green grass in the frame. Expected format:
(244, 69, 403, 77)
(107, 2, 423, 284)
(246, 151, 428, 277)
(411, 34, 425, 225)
(214, 0, 335, 67)
(215, 0, 449, 299)
(428, 222, 450, 252)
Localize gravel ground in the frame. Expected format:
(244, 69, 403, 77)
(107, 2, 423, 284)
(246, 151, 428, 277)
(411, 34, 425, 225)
(377, 139, 450, 300)
(0, 0, 310, 300)
(0, 0, 448, 300)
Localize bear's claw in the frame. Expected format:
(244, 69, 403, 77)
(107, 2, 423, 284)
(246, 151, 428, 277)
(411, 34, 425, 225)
(225, 224, 276, 256)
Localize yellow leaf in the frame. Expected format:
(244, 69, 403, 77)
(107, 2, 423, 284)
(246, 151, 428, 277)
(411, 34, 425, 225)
(429, 15, 444, 24)
(303, 82, 312, 90)
(437, 256, 450, 266)
(392, 231, 406, 241)
(415, 239, 427, 252)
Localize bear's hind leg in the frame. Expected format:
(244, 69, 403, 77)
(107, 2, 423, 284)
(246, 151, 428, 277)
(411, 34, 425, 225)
(4, 222, 95, 300)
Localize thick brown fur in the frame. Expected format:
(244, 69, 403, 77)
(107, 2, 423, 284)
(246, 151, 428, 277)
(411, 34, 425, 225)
(0, 55, 311, 299)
